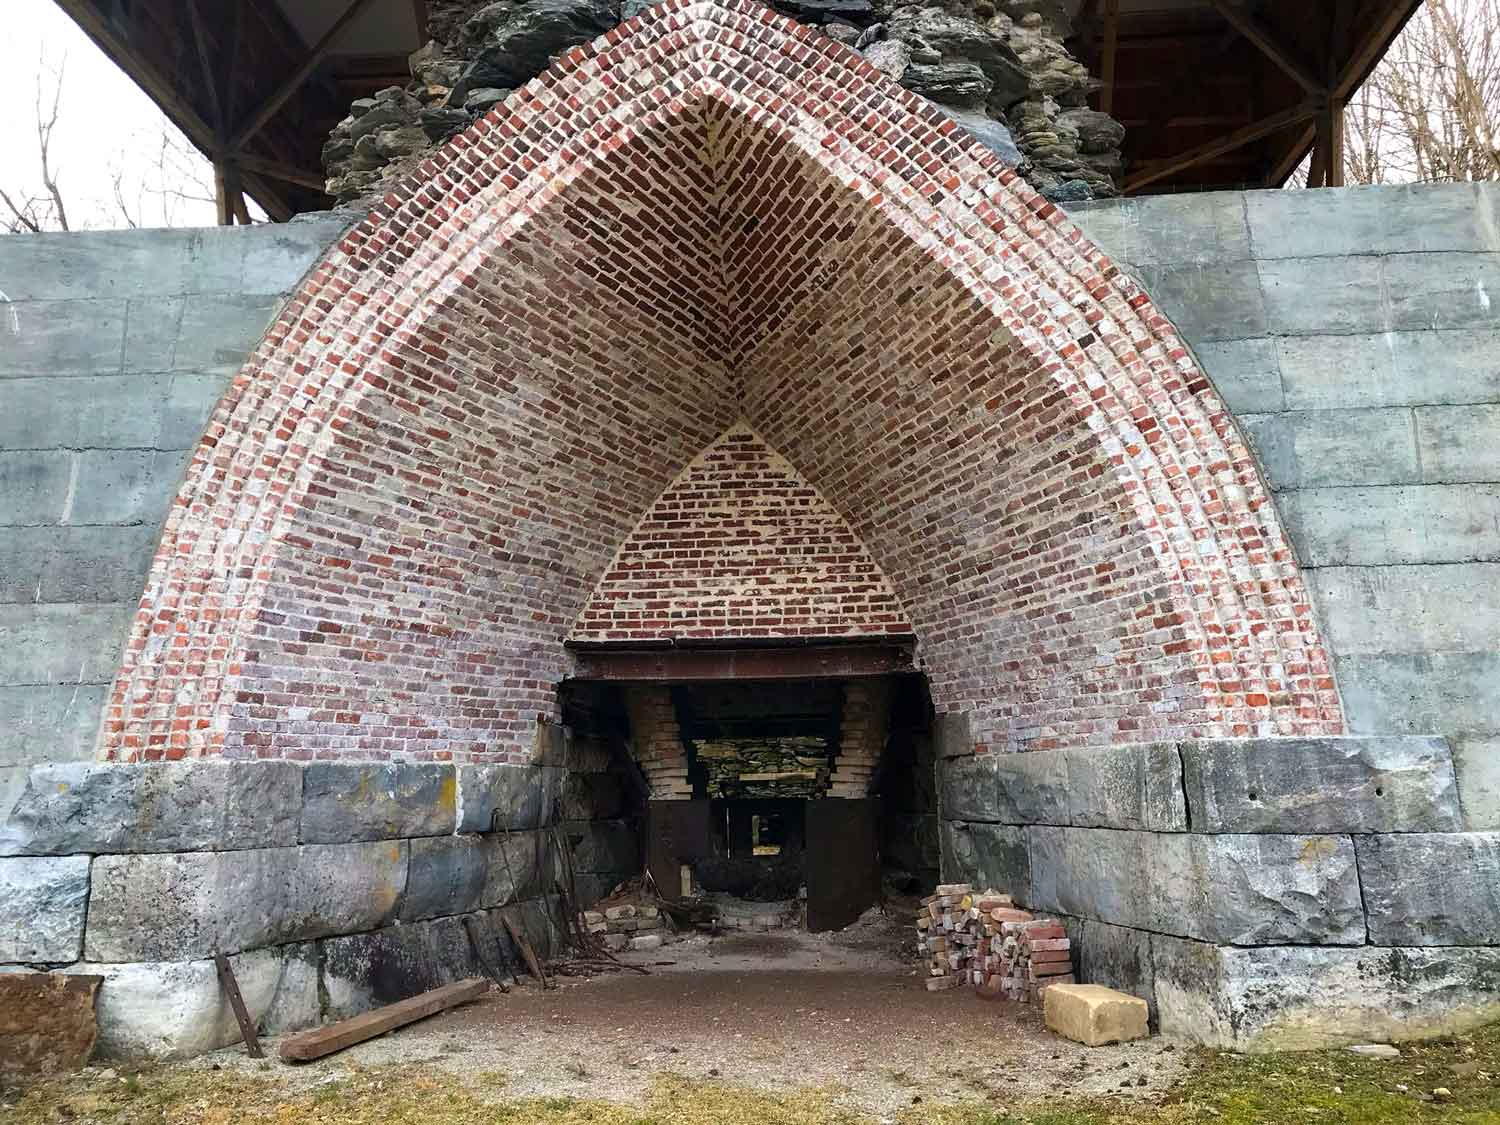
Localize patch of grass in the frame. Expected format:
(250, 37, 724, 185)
(2, 1022, 1496, 1125)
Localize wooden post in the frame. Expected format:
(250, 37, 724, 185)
(213, 954, 265, 1058)
(213, 161, 233, 226)
(1099, 0, 1120, 115)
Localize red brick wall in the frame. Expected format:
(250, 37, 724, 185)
(100, 0, 1344, 764)
(572, 424, 911, 642)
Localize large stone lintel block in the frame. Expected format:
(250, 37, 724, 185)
(1180, 737, 1462, 834)
(321, 895, 559, 1020)
(1028, 826, 1365, 945)
(1078, 919, 1156, 1019)
(300, 762, 456, 843)
(940, 743, 1186, 831)
(1356, 832, 1500, 946)
(84, 841, 408, 961)
(939, 819, 1030, 903)
(401, 829, 549, 922)
(59, 944, 318, 1060)
(0, 761, 301, 856)
(1066, 743, 1187, 832)
(937, 752, 997, 821)
(933, 711, 975, 759)
(1152, 936, 1500, 1051)
(456, 763, 563, 832)
(320, 911, 492, 1020)
(562, 818, 638, 876)
(0, 855, 89, 962)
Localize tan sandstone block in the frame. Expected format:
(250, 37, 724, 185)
(1043, 984, 1149, 1047)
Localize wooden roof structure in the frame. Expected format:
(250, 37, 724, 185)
(54, 0, 1423, 222)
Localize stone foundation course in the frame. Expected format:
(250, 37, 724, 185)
(0, 748, 639, 1059)
(939, 735, 1500, 1050)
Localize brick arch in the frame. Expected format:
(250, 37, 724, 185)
(100, 0, 1343, 763)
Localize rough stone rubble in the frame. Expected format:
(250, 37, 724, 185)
(322, 0, 1125, 205)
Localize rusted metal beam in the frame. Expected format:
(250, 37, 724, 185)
(568, 643, 919, 682)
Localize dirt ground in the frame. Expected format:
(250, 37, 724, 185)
(188, 907, 1186, 1118)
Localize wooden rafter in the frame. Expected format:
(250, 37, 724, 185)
(1099, 0, 1121, 115)
(233, 152, 328, 192)
(229, 0, 383, 153)
(1335, 0, 1424, 99)
(1207, 0, 1326, 95)
(1125, 101, 1320, 191)
(186, 0, 224, 136)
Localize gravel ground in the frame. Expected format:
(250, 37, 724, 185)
(190, 907, 1186, 1118)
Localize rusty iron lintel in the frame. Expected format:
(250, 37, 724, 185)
(567, 643, 918, 682)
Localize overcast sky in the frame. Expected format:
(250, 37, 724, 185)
(0, 0, 221, 230)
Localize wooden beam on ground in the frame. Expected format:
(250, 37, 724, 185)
(1099, 0, 1120, 115)
(233, 152, 328, 192)
(279, 979, 491, 1062)
(212, 954, 265, 1058)
(1125, 101, 1320, 192)
(567, 642, 919, 682)
(230, 0, 382, 152)
(1207, 0, 1325, 96)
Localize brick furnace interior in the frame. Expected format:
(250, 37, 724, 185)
(559, 672, 940, 932)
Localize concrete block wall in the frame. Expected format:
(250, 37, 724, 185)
(1069, 184, 1500, 831)
(0, 216, 354, 806)
(938, 735, 1500, 1050)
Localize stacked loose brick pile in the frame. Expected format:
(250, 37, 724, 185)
(582, 903, 670, 952)
(981, 917, 1075, 1001)
(917, 883, 1073, 1001)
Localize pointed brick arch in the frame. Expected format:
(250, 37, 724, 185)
(572, 423, 912, 643)
(100, 0, 1343, 764)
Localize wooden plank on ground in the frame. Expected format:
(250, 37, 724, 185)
(213, 954, 265, 1059)
(278, 979, 490, 1063)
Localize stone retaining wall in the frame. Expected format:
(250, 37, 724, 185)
(0, 727, 641, 1058)
(938, 732, 1500, 1049)
(0, 215, 354, 809)
(1069, 183, 1500, 832)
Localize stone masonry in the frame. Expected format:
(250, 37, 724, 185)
(0, 725, 638, 1057)
(323, 1, 1123, 206)
(939, 734, 1500, 1049)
